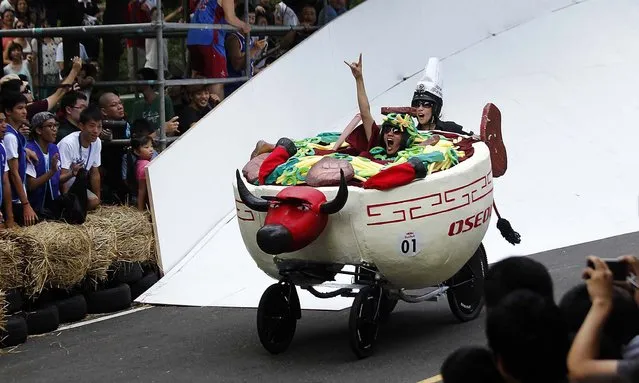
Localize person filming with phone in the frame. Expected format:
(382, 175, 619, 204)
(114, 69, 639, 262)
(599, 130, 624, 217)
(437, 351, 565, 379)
(566, 255, 639, 382)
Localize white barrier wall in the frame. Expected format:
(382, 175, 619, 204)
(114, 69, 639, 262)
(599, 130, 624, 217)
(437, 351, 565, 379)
(147, 0, 579, 273)
(140, 0, 639, 308)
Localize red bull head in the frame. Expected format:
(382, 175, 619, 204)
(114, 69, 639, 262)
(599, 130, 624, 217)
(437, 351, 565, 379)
(236, 169, 348, 255)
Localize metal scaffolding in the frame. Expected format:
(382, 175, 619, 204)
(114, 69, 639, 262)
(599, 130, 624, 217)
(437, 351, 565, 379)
(0, 0, 318, 149)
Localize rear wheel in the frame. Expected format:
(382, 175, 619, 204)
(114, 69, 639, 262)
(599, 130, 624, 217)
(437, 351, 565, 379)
(446, 243, 488, 322)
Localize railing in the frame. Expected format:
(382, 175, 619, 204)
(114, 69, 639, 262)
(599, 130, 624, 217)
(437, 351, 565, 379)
(0, 0, 318, 149)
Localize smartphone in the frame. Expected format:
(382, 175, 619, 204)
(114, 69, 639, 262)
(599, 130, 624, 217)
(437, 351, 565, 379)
(587, 258, 628, 281)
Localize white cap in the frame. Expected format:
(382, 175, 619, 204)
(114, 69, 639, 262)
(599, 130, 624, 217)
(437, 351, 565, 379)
(414, 57, 443, 100)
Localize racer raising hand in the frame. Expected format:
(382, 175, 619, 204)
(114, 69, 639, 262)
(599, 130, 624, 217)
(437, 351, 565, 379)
(344, 53, 375, 145)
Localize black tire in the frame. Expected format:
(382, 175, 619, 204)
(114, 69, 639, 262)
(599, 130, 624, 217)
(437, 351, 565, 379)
(85, 283, 132, 314)
(0, 314, 28, 348)
(55, 294, 88, 323)
(22, 305, 60, 335)
(129, 271, 159, 300)
(349, 286, 381, 359)
(108, 262, 144, 284)
(446, 243, 488, 322)
(256, 283, 297, 354)
(23, 288, 74, 312)
(5, 288, 23, 314)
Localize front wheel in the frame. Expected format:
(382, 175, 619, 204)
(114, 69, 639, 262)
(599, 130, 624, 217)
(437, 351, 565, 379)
(256, 282, 297, 354)
(349, 286, 381, 359)
(446, 243, 488, 322)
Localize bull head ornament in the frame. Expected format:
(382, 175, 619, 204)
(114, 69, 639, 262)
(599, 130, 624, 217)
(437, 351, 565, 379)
(236, 169, 349, 254)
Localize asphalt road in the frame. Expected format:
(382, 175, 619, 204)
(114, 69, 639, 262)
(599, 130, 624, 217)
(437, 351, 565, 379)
(1, 232, 638, 383)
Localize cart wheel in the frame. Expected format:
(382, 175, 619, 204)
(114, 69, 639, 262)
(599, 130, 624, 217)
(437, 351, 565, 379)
(257, 282, 297, 354)
(446, 243, 488, 322)
(349, 286, 381, 359)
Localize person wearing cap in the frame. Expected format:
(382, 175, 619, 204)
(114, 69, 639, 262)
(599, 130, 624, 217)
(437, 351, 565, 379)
(25, 112, 79, 215)
(411, 57, 474, 137)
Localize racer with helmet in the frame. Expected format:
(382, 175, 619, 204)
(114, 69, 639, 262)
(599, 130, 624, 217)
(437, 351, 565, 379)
(411, 57, 475, 137)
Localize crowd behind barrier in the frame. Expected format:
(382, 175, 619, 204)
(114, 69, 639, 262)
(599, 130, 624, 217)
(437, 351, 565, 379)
(0, 0, 364, 216)
(0, 0, 366, 349)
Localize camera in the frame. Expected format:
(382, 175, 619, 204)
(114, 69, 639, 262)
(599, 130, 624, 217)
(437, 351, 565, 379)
(587, 258, 629, 281)
(102, 120, 129, 140)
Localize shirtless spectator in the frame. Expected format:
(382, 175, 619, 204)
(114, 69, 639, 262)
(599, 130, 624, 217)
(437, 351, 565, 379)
(187, 0, 251, 101)
(56, 91, 88, 143)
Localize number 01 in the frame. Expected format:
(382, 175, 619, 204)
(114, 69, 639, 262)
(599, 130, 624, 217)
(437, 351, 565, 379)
(401, 238, 416, 254)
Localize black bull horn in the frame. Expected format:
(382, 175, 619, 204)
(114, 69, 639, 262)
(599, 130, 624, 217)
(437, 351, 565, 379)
(235, 169, 349, 214)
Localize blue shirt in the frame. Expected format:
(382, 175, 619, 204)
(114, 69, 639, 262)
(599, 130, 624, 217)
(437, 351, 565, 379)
(187, 0, 227, 55)
(318, 5, 346, 26)
(225, 32, 254, 95)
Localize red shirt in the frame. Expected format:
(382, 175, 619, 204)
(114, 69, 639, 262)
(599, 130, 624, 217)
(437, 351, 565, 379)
(127, 2, 150, 48)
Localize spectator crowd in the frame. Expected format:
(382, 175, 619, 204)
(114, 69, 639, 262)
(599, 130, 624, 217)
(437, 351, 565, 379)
(0, 0, 362, 227)
(440, 254, 639, 383)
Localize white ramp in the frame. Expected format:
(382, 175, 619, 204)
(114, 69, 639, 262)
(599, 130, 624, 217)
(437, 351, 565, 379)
(138, 0, 639, 308)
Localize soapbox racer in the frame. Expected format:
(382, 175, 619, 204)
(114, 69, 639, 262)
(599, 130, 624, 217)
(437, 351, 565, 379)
(233, 103, 518, 359)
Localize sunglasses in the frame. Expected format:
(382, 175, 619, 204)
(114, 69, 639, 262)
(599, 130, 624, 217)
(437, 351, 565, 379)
(382, 125, 403, 135)
(412, 100, 434, 108)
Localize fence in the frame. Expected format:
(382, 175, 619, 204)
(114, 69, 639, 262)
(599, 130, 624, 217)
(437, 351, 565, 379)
(0, 0, 318, 148)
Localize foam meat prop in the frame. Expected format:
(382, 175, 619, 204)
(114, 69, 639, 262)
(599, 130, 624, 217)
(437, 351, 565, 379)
(306, 157, 354, 187)
(481, 103, 507, 178)
(243, 153, 270, 184)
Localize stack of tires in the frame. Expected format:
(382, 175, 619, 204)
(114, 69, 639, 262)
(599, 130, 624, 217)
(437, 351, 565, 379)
(0, 289, 28, 348)
(0, 262, 160, 349)
(84, 261, 159, 314)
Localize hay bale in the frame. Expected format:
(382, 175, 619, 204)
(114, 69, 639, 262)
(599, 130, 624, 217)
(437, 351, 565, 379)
(8, 222, 92, 297)
(82, 215, 118, 283)
(116, 234, 156, 263)
(90, 205, 156, 264)
(91, 205, 153, 237)
(0, 290, 5, 332)
(0, 237, 23, 290)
